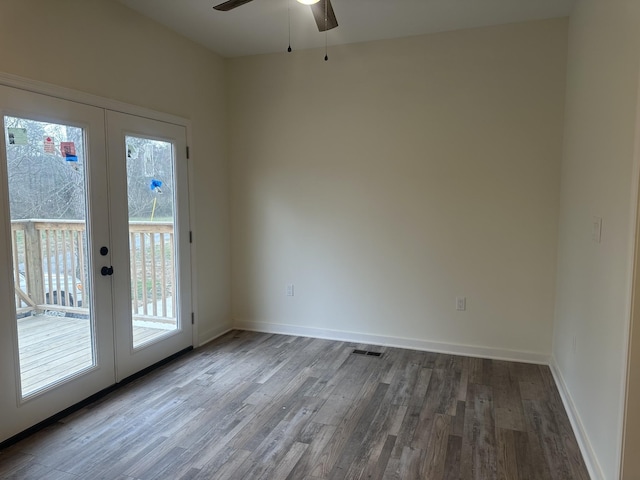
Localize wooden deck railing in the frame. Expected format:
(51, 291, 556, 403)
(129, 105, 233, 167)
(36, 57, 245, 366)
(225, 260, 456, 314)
(11, 219, 175, 320)
(129, 222, 175, 320)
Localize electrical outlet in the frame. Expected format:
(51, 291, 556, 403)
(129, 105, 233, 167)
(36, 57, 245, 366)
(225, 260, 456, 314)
(572, 335, 577, 354)
(286, 284, 294, 297)
(456, 297, 466, 311)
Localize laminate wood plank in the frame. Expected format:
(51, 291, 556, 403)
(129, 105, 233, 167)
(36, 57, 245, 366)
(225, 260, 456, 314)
(384, 350, 423, 406)
(410, 366, 460, 448)
(0, 450, 35, 476)
(255, 338, 319, 385)
(359, 434, 397, 480)
(522, 398, 577, 479)
(234, 405, 316, 479)
(386, 404, 409, 437)
(286, 422, 337, 479)
(311, 351, 377, 402)
(197, 449, 251, 480)
(59, 383, 184, 441)
(536, 361, 590, 480)
(457, 356, 469, 401)
(0, 423, 74, 466)
(436, 363, 463, 416)
(328, 383, 389, 479)
(419, 413, 451, 479)
(434, 352, 460, 371)
(468, 357, 493, 385)
(306, 340, 353, 374)
(323, 354, 381, 401)
(126, 445, 188, 480)
(0, 460, 80, 479)
(408, 367, 433, 407)
(451, 400, 466, 437)
(517, 365, 547, 401)
(250, 338, 327, 397)
(380, 349, 408, 385)
(54, 390, 196, 475)
(491, 360, 526, 431)
(0, 331, 590, 480)
(511, 429, 553, 479)
(312, 391, 355, 426)
(179, 404, 259, 472)
(239, 378, 321, 453)
(328, 383, 390, 479)
(389, 404, 421, 458)
(178, 467, 200, 480)
(243, 336, 309, 381)
(460, 382, 498, 479)
(497, 428, 520, 480)
(396, 446, 422, 480)
(381, 456, 401, 480)
(442, 435, 462, 480)
(187, 444, 248, 479)
(303, 376, 383, 478)
(82, 435, 168, 480)
(265, 441, 309, 480)
(59, 428, 169, 477)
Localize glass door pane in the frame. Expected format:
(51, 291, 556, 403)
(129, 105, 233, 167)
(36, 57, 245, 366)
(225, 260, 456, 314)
(4, 116, 94, 397)
(125, 136, 178, 348)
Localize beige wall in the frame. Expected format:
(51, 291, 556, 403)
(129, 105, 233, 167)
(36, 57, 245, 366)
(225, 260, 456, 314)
(552, 0, 640, 477)
(0, 0, 232, 343)
(228, 19, 567, 358)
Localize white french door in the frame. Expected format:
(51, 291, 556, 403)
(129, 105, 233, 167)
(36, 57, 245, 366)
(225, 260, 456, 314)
(107, 111, 192, 381)
(0, 85, 192, 443)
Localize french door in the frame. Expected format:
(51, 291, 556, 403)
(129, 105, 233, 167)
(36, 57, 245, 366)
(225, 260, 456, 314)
(107, 111, 192, 381)
(0, 85, 192, 442)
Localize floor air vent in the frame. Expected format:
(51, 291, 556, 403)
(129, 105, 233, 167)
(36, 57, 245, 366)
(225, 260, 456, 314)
(353, 349, 382, 357)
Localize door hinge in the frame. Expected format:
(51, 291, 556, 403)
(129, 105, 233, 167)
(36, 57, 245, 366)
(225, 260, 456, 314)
(191, 312, 195, 325)
(189, 231, 193, 243)
(186, 146, 190, 159)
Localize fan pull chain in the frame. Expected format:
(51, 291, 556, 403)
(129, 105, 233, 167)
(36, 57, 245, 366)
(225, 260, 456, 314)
(324, 0, 328, 61)
(287, 0, 292, 52)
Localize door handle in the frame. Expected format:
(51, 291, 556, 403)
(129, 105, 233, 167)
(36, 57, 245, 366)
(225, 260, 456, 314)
(101, 266, 114, 276)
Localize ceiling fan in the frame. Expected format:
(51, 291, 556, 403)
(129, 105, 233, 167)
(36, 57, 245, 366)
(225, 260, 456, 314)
(213, 0, 338, 32)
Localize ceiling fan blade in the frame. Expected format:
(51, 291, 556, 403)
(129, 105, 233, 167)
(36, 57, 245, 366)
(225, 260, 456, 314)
(213, 0, 254, 12)
(310, 0, 338, 32)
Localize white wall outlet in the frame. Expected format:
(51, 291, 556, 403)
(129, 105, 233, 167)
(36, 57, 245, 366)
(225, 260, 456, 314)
(456, 296, 466, 311)
(572, 335, 577, 354)
(592, 216, 602, 243)
(286, 284, 294, 297)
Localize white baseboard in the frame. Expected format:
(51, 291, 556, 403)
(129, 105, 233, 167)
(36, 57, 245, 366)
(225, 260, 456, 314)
(549, 356, 604, 480)
(233, 320, 550, 365)
(197, 324, 233, 347)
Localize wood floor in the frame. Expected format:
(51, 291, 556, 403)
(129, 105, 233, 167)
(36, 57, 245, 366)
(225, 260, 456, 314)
(0, 330, 590, 479)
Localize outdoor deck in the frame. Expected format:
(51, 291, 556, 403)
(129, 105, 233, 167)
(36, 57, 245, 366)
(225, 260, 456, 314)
(17, 313, 170, 396)
(10, 218, 178, 397)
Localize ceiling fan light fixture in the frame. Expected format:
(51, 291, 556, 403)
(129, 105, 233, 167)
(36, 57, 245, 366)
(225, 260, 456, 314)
(297, 0, 321, 4)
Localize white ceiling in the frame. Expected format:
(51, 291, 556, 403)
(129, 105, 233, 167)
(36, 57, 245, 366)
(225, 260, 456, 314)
(116, 0, 576, 58)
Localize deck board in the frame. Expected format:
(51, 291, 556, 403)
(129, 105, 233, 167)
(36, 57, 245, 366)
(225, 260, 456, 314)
(16, 314, 168, 396)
